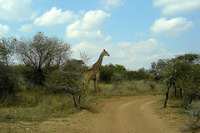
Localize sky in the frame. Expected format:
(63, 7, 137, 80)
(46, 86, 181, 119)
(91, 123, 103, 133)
(0, 0, 199, 70)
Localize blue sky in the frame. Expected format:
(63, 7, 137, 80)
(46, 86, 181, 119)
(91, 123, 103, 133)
(0, 0, 199, 70)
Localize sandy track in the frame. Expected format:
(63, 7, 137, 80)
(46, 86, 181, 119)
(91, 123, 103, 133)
(39, 96, 179, 133)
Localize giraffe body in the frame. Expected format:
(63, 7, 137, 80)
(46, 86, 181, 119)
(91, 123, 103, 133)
(83, 49, 109, 93)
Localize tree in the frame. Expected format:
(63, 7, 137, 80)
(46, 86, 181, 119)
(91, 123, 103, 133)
(0, 38, 17, 100)
(80, 51, 90, 66)
(176, 54, 199, 64)
(16, 32, 71, 85)
(151, 59, 169, 80)
(100, 64, 114, 82)
(0, 62, 17, 101)
(0, 38, 15, 65)
(47, 59, 84, 86)
(126, 68, 150, 81)
(156, 53, 200, 107)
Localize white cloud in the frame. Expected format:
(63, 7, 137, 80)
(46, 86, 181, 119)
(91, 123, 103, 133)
(151, 17, 192, 36)
(19, 24, 33, 32)
(0, 0, 32, 21)
(153, 0, 200, 15)
(102, 0, 123, 9)
(66, 10, 110, 40)
(72, 38, 171, 70)
(69, 10, 170, 69)
(0, 24, 9, 37)
(34, 7, 77, 27)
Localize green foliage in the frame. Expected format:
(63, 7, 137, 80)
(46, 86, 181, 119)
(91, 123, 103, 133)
(0, 38, 15, 65)
(46, 59, 84, 91)
(175, 62, 200, 94)
(100, 64, 126, 82)
(0, 62, 17, 102)
(176, 53, 199, 63)
(16, 32, 70, 85)
(126, 68, 150, 80)
(152, 53, 200, 108)
(151, 53, 200, 80)
(100, 64, 150, 82)
(100, 64, 114, 82)
(0, 31, 199, 128)
(0, 90, 77, 122)
(100, 80, 164, 97)
(0, 38, 18, 102)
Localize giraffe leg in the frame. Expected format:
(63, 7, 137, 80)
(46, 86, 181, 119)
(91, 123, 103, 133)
(83, 80, 87, 90)
(83, 79, 90, 95)
(94, 79, 97, 93)
(78, 95, 81, 105)
(76, 95, 81, 109)
(96, 80, 100, 93)
(189, 95, 193, 105)
(174, 84, 177, 97)
(94, 78, 100, 93)
(96, 74, 100, 93)
(72, 95, 77, 108)
(164, 86, 170, 108)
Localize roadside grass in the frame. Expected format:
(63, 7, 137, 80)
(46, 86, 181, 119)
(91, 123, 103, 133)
(0, 80, 164, 123)
(0, 90, 78, 123)
(155, 95, 200, 133)
(1, 80, 199, 132)
(100, 80, 165, 97)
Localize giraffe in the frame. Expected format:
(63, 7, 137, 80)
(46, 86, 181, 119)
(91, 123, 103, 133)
(164, 75, 177, 108)
(83, 49, 110, 93)
(164, 74, 183, 108)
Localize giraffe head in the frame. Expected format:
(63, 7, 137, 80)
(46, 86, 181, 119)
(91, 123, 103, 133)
(102, 49, 110, 57)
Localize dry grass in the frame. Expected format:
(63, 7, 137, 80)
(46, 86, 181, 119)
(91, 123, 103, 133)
(154, 96, 200, 133)
(0, 80, 199, 132)
(0, 90, 78, 123)
(0, 80, 164, 123)
(99, 80, 165, 97)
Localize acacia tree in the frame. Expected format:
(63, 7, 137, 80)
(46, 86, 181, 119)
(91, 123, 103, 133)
(0, 38, 16, 65)
(153, 53, 200, 107)
(16, 32, 71, 85)
(0, 38, 17, 100)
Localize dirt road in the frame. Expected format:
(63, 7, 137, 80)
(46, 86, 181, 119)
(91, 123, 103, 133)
(39, 96, 180, 133)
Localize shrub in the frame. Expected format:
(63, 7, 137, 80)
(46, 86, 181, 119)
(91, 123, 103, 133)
(45, 59, 84, 92)
(0, 62, 17, 102)
(16, 32, 71, 85)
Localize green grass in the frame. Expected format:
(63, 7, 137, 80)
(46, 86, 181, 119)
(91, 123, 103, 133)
(0, 80, 165, 123)
(0, 90, 78, 122)
(155, 95, 200, 133)
(1, 80, 199, 132)
(99, 80, 165, 97)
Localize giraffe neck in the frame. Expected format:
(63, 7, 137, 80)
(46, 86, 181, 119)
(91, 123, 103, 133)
(92, 53, 104, 70)
(97, 53, 104, 65)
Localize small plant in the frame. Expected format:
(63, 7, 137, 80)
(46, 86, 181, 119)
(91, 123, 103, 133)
(181, 110, 200, 133)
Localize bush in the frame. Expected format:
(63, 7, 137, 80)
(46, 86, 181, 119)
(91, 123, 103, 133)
(100, 64, 152, 82)
(100, 80, 163, 97)
(126, 68, 150, 81)
(16, 32, 70, 85)
(0, 62, 17, 102)
(152, 53, 200, 108)
(45, 59, 84, 92)
(100, 64, 114, 82)
(0, 90, 76, 122)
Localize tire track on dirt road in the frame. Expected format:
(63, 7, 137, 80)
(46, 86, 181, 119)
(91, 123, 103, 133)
(39, 96, 180, 133)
